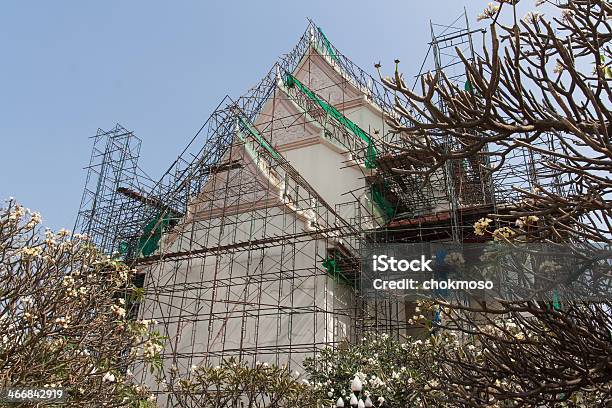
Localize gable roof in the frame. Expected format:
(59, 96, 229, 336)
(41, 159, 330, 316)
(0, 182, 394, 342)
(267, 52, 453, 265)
(128, 22, 390, 259)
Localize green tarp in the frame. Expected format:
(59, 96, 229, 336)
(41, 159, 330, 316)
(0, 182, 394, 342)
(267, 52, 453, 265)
(371, 184, 395, 220)
(284, 73, 377, 168)
(322, 256, 351, 284)
(464, 79, 474, 94)
(317, 27, 339, 63)
(120, 212, 172, 258)
(238, 116, 280, 160)
(138, 213, 171, 256)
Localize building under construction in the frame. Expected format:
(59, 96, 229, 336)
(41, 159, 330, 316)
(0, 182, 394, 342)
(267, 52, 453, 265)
(75, 17, 565, 404)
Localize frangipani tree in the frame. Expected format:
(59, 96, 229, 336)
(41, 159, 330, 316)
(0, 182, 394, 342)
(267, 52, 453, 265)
(0, 199, 164, 407)
(376, 0, 612, 405)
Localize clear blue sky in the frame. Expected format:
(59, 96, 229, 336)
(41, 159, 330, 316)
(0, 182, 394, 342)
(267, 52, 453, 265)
(1, 1, 493, 231)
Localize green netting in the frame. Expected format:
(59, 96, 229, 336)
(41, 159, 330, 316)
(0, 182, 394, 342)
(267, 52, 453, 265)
(371, 185, 395, 220)
(138, 212, 171, 257)
(464, 79, 474, 94)
(238, 116, 280, 160)
(284, 74, 377, 168)
(552, 290, 561, 311)
(118, 213, 171, 259)
(118, 241, 130, 256)
(322, 257, 351, 284)
(322, 257, 337, 274)
(317, 27, 339, 63)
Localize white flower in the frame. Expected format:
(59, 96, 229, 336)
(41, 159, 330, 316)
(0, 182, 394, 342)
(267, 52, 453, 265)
(474, 217, 493, 236)
(492, 227, 516, 241)
(8, 205, 25, 223)
(102, 372, 116, 383)
(116, 269, 129, 284)
(523, 11, 542, 24)
(55, 316, 70, 328)
(21, 246, 42, 258)
(25, 212, 41, 228)
(110, 305, 126, 318)
(143, 340, 163, 358)
(20, 295, 34, 306)
(477, 3, 500, 21)
(553, 60, 565, 75)
(370, 376, 385, 388)
(515, 215, 540, 228)
(62, 276, 74, 287)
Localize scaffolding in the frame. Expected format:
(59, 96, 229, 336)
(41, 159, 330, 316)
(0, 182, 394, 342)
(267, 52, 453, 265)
(74, 124, 157, 255)
(370, 9, 569, 244)
(73, 16, 567, 406)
